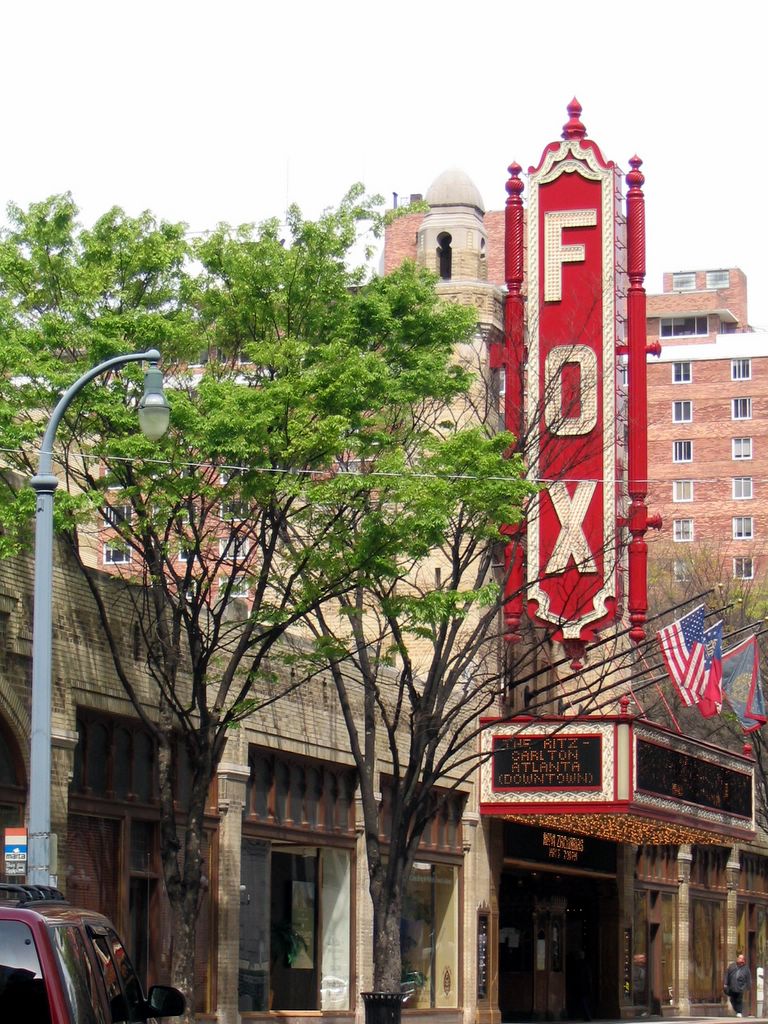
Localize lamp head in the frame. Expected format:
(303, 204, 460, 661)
(138, 363, 170, 441)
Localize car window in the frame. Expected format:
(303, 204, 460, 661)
(0, 920, 52, 1023)
(106, 929, 145, 1022)
(50, 924, 107, 1024)
(89, 929, 145, 1023)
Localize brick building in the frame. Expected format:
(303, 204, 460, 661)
(644, 268, 768, 593)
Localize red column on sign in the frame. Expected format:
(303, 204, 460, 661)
(625, 156, 659, 642)
(502, 162, 526, 641)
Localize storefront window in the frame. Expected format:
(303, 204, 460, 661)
(689, 898, 724, 1002)
(320, 849, 351, 1010)
(240, 749, 356, 1013)
(238, 841, 351, 1012)
(69, 712, 213, 1011)
(401, 862, 459, 1009)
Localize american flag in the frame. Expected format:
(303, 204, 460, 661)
(657, 605, 708, 706)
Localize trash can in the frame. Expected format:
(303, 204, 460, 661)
(361, 991, 402, 1024)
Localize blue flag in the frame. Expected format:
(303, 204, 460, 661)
(722, 634, 767, 733)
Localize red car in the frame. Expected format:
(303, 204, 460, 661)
(0, 883, 184, 1023)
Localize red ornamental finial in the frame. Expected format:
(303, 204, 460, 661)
(627, 155, 645, 189)
(562, 98, 586, 140)
(506, 161, 524, 199)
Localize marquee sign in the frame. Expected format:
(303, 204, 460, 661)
(479, 715, 756, 844)
(492, 734, 602, 790)
(496, 101, 656, 655)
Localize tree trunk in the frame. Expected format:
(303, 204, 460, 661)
(169, 894, 198, 1024)
(155, 711, 216, 1023)
(372, 892, 403, 993)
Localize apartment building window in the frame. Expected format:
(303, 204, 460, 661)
(673, 519, 694, 542)
(734, 557, 754, 580)
(733, 437, 753, 460)
(706, 270, 730, 289)
(178, 542, 196, 564)
(673, 361, 691, 383)
(733, 477, 753, 500)
(661, 316, 708, 338)
(733, 516, 754, 540)
(672, 273, 696, 291)
(732, 359, 751, 381)
(219, 534, 250, 561)
(672, 400, 692, 423)
(673, 560, 690, 582)
(673, 480, 693, 502)
(220, 576, 250, 599)
(737, 557, 753, 581)
(103, 503, 132, 528)
(673, 440, 693, 463)
(104, 542, 131, 564)
(220, 501, 248, 521)
(732, 398, 752, 420)
(220, 467, 244, 485)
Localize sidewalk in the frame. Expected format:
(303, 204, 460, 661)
(527, 1018, 768, 1024)
(504, 1018, 768, 1024)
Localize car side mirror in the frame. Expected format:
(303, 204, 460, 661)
(110, 993, 128, 1021)
(147, 985, 185, 1017)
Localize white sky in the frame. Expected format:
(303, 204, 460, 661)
(2, 0, 766, 325)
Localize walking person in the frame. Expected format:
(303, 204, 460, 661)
(724, 952, 752, 1017)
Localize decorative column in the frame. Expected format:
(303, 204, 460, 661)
(461, 810, 480, 1024)
(355, 788, 377, 1024)
(617, 844, 637, 1012)
(500, 162, 526, 642)
(676, 846, 693, 1014)
(625, 157, 661, 642)
(216, 759, 252, 1024)
(726, 847, 741, 968)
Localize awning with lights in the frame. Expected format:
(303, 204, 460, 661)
(479, 715, 755, 845)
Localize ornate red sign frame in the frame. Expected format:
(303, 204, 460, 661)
(497, 101, 656, 657)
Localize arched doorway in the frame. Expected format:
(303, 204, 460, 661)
(0, 715, 26, 864)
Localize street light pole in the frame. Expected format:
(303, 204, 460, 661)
(28, 349, 170, 885)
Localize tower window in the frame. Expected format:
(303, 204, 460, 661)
(672, 273, 696, 291)
(707, 270, 730, 289)
(437, 232, 452, 280)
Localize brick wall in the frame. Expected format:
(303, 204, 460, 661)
(647, 347, 768, 583)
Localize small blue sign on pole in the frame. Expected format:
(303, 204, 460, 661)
(4, 827, 27, 876)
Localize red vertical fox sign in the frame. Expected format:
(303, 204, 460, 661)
(524, 101, 627, 649)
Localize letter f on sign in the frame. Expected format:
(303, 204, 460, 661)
(544, 209, 597, 302)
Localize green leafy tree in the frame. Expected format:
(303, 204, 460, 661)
(0, 187, 536, 1018)
(300, 424, 535, 998)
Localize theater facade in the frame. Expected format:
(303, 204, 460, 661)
(2, 555, 766, 1023)
(2, 101, 768, 1024)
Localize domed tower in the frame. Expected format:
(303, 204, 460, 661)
(417, 168, 488, 282)
(413, 168, 503, 354)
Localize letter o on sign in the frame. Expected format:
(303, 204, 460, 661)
(544, 345, 598, 436)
